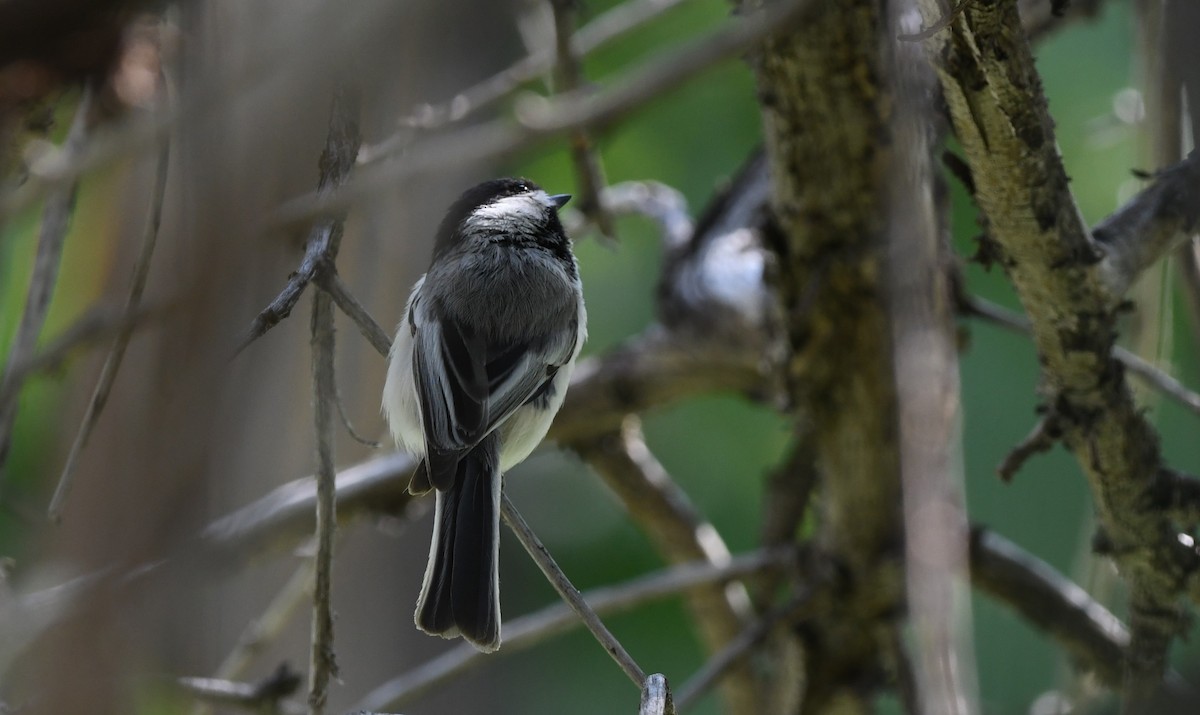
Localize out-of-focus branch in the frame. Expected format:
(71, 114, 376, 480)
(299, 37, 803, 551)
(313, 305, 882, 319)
(886, 3, 979, 710)
(359, 0, 691, 161)
(354, 549, 788, 711)
(969, 527, 1128, 688)
(198, 452, 417, 569)
(176, 664, 303, 715)
(0, 88, 93, 470)
(1017, 0, 1106, 42)
(0, 302, 159, 408)
(960, 295, 1200, 417)
(552, 327, 767, 443)
(271, 0, 817, 229)
(919, 2, 1192, 703)
(549, 0, 614, 239)
(500, 493, 647, 686)
(573, 419, 758, 713)
(674, 592, 812, 712)
(997, 415, 1060, 482)
(1093, 152, 1200, 297)
(749, 0, 904, 710)
(48, 119, 171, 522)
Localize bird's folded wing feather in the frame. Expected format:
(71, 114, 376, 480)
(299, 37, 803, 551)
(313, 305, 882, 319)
(413, 310, 576, 490)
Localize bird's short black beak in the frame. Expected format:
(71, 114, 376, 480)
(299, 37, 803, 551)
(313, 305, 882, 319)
(549, 194, 572, 209)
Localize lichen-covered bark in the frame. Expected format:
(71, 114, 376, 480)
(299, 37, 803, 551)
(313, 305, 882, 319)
(916, 0, 1196, 705)
(747, 0, 904, 711)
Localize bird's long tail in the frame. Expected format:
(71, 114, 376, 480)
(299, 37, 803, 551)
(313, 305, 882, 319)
(414, 432, 502, 651)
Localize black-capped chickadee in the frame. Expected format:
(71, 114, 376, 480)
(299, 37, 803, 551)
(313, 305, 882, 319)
(383, 178, 587, 652)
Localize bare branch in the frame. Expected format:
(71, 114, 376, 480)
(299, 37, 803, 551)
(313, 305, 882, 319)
(48, 123, 170, 522)
(886, 4, 979, 709)
(921, 0, 1193, 699)
(212, 560, 315, 691)
(674, 592, 812, 711)
(996, 414, 1061, 483)
(358, 0, 691, 161)
(573, 419, 758, 712)
(314, 270, 391, 358)
(551, 327, 766, 444)
(177, 664, 303, 715)
(640, 674, 676, 715)
(549, 0, 614, 239)
(1017, 0, 1106, 42)
(500, 492, 647, 687)
(354, 549, 788, 711)
(0, 302, 159, 407)
(198, 452, 417, 569)
(1093, 152, 1200, 296)
(969, 527, 1128, 687)
(271, 0, 818, 229)
(234, 84, 361, 356)
(0, 87, 93, 470)
(307, 261, 338, 715)
(960, 295, 1200, 420)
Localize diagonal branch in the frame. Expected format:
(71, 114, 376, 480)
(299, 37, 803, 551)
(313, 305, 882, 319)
(48, 123, 171, 522)
(969, 527, 1128, 688)
(233, 85, 361, 356)
(0, 88, 94, 471)
(270, 0, 818, 229)
(500, 493, 647, 686)
(573, 419, 758, 713)
(353, 549, 787, 711)
(1093, 151, 1200, 297)
(918, 3, 1196, 704)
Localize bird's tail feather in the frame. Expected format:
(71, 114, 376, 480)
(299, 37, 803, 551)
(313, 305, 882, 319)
(414, 433, 501, 651)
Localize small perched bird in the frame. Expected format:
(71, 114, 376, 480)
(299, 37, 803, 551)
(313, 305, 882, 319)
(383, 178, 586, 651)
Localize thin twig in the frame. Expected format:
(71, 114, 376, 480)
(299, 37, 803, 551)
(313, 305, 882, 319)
(308, 276, 338, 715)
(996, 414, 1060, 482)
(304, 85, 362, 715)
(314, 270, 391, 357)
(234, 85, 361, 356)
(272, 0, 817, 228)
(550, 0, 615, 239)
(333, 381, 379, 449)
(0, 88, 94, 470)
(359, 0, 691, 161)
(674, 593, 811, 711)
(573, 419, 757, 712)
(354, 549, 789, 711)
(216, 559, 316, 682)
(0, 303, 160, 408)
(499, 492, 647, 686)
(48, 124, 171, 523)
(962, 295, 1200, 416)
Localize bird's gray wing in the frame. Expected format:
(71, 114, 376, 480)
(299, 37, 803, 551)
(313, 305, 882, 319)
(413, 305, 577, 491)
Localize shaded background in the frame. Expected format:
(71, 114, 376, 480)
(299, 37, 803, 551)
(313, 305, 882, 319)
(1, 0, 1197, 713)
